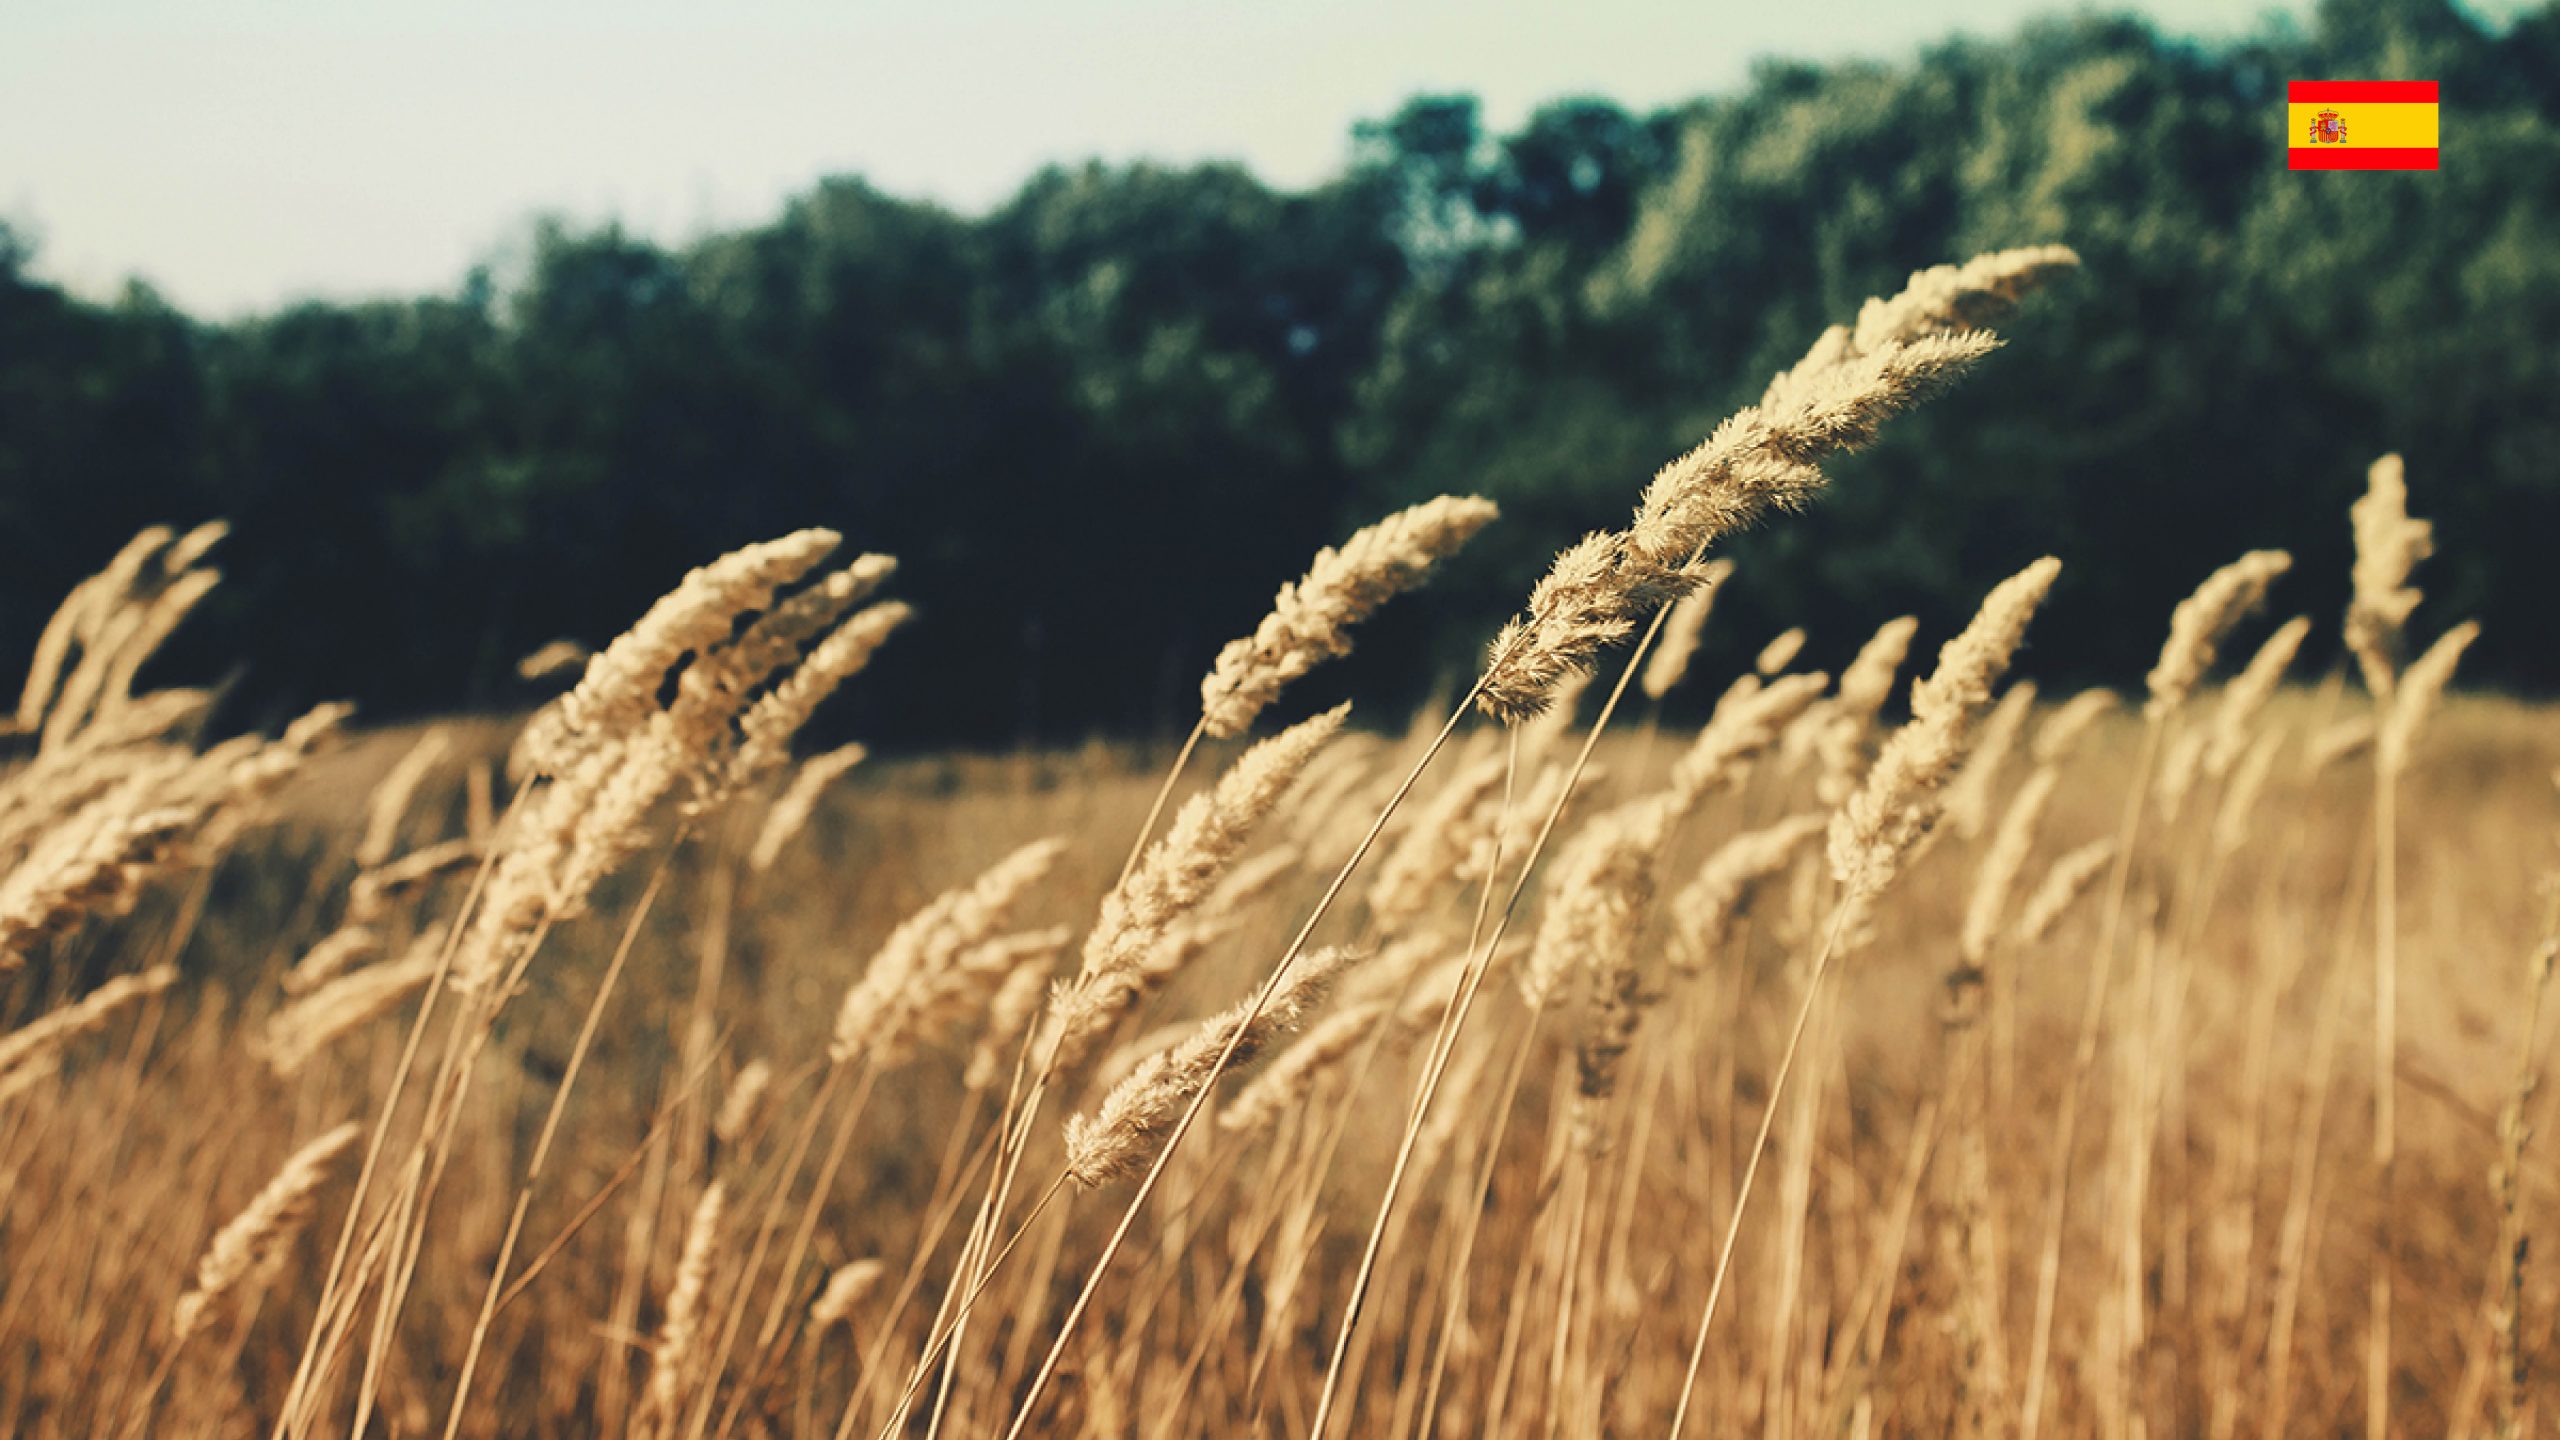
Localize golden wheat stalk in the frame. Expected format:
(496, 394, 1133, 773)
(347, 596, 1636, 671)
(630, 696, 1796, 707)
(657, 556, 894, 799)
(356, 728, 452, 869)
(1522, 797, 1667, 1013)
(0, 804, 197, 963)
(1062, 945, 1358, 1186)
(808, 1259, 888, 1333)
(2380, 620, 2479, 771)
(2346, 453, 2451, 1439)
(1754, 626, 1807, 677)
(1217, 997, 1394, 1139)
(2346, 452, 2433, 695)
(1201, 495, 1498, 738)
(1364, 750, 1509, 932)
(515, 529, 842, 776)
(1477, 331, 2005, 726)
(16, 525, 174, 734)
(1833, 245, 2082, 369)
(260, 941, 441, 1078)
(1963, 766, 2058, 963)
(1666, 670, 1829, 809)
(635, 1180, 728, 1438)
(0, 966, 177, 1094)
(515, 638, 590, 682)
(714, 1059, 775, 1148)
(161, 518, 229, 575)
(346, 837, 483, 925)
(172, 1122, 362, 1343)
(2305, 716, 2376, 774)
(730, 600, 912, 788)
(2206, 616, 2310, 777)
(1624, 331, 2009, 573)
(33, 531, 186, 751)
(2032, 687, 2117, 765)
(831, 836, 1070, 1067)
(2212, 731, 2287, 858)
(1828, 557, 2062, 922)
(1138, 846, 1301, 990)
(1943, 680, 2037, 840)
(92, 566, 221, 727)
(464, 550, 903, 989)
(1047, 706, 1345, 1067)
(1475, 532, 1693, 725)
(913, 924, 1076, 1060)
(282, 924, 383, 997)
(966, 950, 1063, 1094)
(2145, 549, 2292, 717)
(1813, 615, 1921, 803)
(1638, 558, 1735, 701)
(2488, 877, 2555, 1440)
(1669, 814, 1825, 975)
(747, 742, 869, 873)
(1546, 802, 1668, 1152)
(2011, 837, 2116, 949)
(671, 557, 898, 749)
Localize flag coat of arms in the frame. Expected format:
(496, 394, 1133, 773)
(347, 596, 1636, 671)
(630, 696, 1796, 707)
(2288, 81, 2438, 169)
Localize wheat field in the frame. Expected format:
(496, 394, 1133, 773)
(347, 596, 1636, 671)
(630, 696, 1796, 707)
(0, 247, 2552, 1439)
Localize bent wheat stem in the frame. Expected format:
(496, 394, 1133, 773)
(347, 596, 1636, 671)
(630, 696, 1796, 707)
(996, 661, 1502, 1440)
(1664, 907, 1850, 1440)
(1307, 595, 1663, 1440)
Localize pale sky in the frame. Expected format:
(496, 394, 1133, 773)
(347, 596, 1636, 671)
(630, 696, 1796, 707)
(3, 0, 2317, 317)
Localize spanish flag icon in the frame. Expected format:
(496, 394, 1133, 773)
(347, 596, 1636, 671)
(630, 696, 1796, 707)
(2289, 81, 2438, 170)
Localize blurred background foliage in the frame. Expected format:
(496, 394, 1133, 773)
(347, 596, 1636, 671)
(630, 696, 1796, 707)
(2, 0, 2554, 745)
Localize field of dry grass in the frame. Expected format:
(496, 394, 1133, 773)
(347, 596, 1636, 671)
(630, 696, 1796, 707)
(0, 246, 2552, 1439)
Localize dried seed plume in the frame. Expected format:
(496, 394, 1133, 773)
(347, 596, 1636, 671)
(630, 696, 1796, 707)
(1201, 495, 1497, 738)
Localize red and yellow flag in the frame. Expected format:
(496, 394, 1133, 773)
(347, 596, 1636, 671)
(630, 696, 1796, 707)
(2289, 81, 2438, 170)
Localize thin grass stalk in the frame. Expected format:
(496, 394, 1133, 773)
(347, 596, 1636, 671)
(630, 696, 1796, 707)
(357, 756, 667, 1436)
(993, 671, 1490, 1440)
(1540, 1156, 1594, 1438)
(491, 1042, 730, 1317)
(918, 715, 1322, 1436)
(349, 938, 543, 1439)
(440, 835, 682, 1439)
(708, 1061, 891, 1440)
(1597, 1008, 1678, 1317)
(906, 1036, 1046, 1440)
(2485, 885, 2555, 1440)
(1301, 602, 1665, 1440)
(1128, 955, 1459, 1431)
(837, 1111, 1006, 1429)
(1147, 1066, 1368, 1440)
(2367, 734, 2398, 1439)
(1117, 718, 1209, 890)
(271, 783, 527, 1440)
(1411, 1000, 1548, 1440)
(2262, 934, 2355, 1437)
(2018, 717, 2164, 1440)
(1479, 1073, 1579, 1440)
(691, 1063, 878, 1440)
(1810, 1090, 1947, 1431)
(851, 1171, 1071, 1440)
(1401, 729, 1532, 1440)
(1771, 1023, 1838, 1430)
(1664, 906, 1851, 1440)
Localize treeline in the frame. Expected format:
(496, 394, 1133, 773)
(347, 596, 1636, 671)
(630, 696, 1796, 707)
(3, 0, 2556, 744)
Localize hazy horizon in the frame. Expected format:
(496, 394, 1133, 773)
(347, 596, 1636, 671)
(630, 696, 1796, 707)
(2, 0, 2329, 318)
